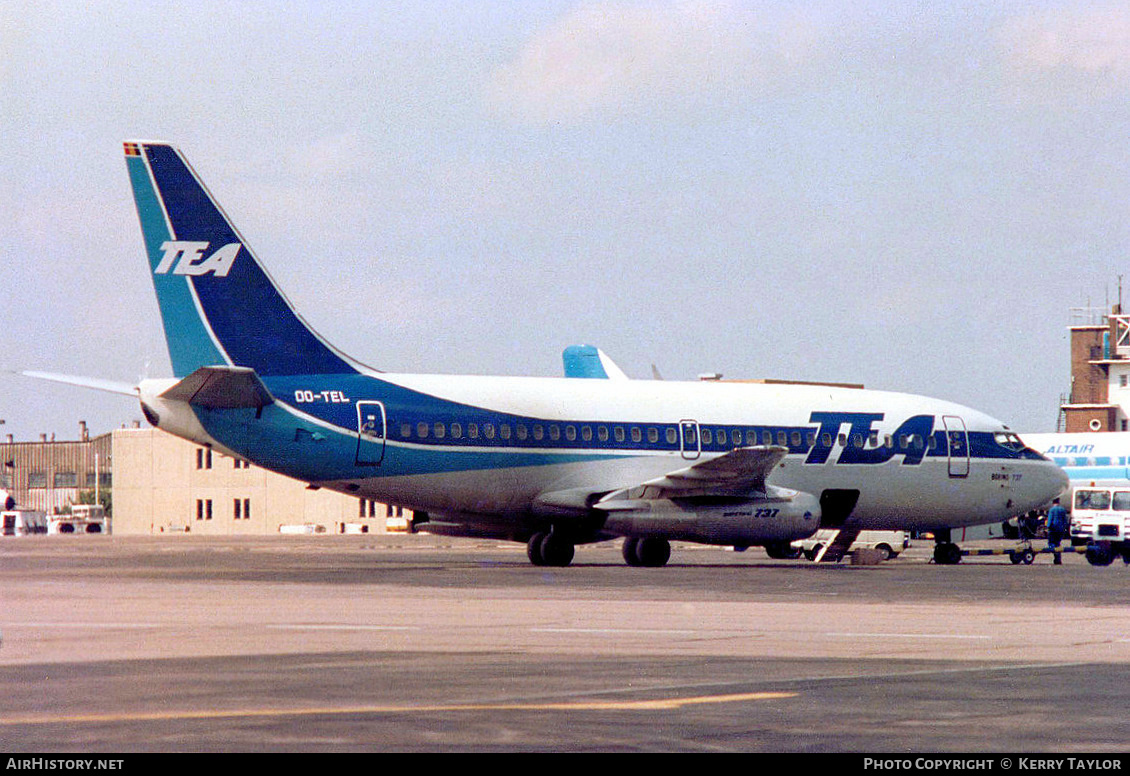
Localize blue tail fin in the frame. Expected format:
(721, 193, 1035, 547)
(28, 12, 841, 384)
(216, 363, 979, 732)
(124, 140, 358, 378)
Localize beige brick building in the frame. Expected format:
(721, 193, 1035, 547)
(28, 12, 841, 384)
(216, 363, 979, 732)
(111, 427, 410, 535)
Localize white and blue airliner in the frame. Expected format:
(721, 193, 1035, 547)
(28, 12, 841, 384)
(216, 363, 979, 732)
(45, 141, 1072, 566)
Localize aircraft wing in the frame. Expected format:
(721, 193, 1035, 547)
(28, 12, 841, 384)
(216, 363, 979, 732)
(531, 445, 790, 518)
(159, 366, 274, 409)
(587, 449, 791, 510)
(600, 445, 790, 503)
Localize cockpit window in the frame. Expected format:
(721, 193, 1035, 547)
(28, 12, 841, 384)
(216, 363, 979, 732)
(995, 432, 1026, 451)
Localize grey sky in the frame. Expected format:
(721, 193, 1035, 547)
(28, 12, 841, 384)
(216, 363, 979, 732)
(3, 1, 1128, 442)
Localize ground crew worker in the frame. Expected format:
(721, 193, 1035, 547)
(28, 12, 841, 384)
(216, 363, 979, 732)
(1046, 498, 1069, 565)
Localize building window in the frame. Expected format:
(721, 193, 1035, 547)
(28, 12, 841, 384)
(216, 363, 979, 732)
(27, 472, 46, 489)
(53, 472, 77, 488)
(233, 459, 249, 469)
(233, 498, 250, 520)
(1122, 375, 1128, 388)
(196, 448, 212, 470)
(196, 499, 213, 521)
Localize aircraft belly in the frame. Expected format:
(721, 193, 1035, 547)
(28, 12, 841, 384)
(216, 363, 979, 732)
(341, 454, 687, 515)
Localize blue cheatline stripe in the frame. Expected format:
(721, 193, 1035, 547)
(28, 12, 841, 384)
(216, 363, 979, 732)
(126, 154, 228, 376)
(1056, 465, 1130, 482)
(140, 143, 357, 377)
(191, 402, 631, 482)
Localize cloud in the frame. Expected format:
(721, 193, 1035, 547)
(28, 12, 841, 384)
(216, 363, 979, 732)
(487, 1, 827, 124)
(999, 5, 1130, 85)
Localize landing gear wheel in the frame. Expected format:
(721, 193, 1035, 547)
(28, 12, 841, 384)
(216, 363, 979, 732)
(1086, 543, 1115, 567)
(527, 532, 574, 567)
(622, 537, 671, 567)
(933, 542, 962, 565)
(540, 533, 575, 567)
(622, 537, 642, 567)
(527, 533, 549, 566)
(764, 541, 802, 560)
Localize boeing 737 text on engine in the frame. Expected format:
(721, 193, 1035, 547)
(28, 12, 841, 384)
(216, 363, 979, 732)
(40, 141, 1072, 567)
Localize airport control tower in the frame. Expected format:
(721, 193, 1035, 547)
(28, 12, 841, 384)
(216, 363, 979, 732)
(1061, 304, 1130, 433)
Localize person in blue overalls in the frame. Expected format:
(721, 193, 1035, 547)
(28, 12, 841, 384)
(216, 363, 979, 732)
(1046, 498, 1069, 565)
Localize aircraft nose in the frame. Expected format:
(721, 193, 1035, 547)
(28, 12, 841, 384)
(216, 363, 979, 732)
(1033, 458, 1070, 507)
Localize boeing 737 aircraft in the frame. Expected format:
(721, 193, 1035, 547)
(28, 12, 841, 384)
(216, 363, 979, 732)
(32, 141, 1071, 566)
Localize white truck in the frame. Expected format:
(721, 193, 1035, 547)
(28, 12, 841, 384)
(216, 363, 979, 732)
(48, 504, 109, 535)
(1069, 485, 1130, 566)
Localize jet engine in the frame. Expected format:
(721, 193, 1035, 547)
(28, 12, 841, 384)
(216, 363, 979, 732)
(598, 489, 821, 546)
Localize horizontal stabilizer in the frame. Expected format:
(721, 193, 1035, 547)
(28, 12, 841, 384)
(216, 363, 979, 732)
(18, 371, 138, 397)
(159, 366, 274, 409)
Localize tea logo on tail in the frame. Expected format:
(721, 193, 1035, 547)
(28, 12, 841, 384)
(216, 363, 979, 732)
(155, 240, 241, 277)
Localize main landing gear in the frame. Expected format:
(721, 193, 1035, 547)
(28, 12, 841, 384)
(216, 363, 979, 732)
(524, 533, 674, 568)
(527, 531, 575, 567)
(932, 529, 962, 565)
(622, 537, 671, 567)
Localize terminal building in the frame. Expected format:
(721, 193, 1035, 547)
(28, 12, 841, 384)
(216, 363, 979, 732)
(1061, 305, 1130, 433)
(2, 423, 411, 535)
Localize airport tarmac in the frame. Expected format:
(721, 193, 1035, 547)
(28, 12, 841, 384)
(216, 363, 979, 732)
(2, 534, 1130, 752)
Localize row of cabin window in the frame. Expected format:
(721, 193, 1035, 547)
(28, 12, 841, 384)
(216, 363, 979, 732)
(398, 421, 939, 452)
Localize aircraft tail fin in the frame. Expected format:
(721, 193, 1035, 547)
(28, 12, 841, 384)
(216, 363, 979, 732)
(562, 345, 629, 380)
(123, 141, 360, 378)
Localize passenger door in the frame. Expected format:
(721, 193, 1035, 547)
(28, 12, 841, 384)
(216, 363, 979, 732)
(356, 401, 387, 466)
(942, 415, 969, 478)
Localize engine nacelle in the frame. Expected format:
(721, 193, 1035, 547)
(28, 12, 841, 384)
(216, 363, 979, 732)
(599, 489, 821, 547)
